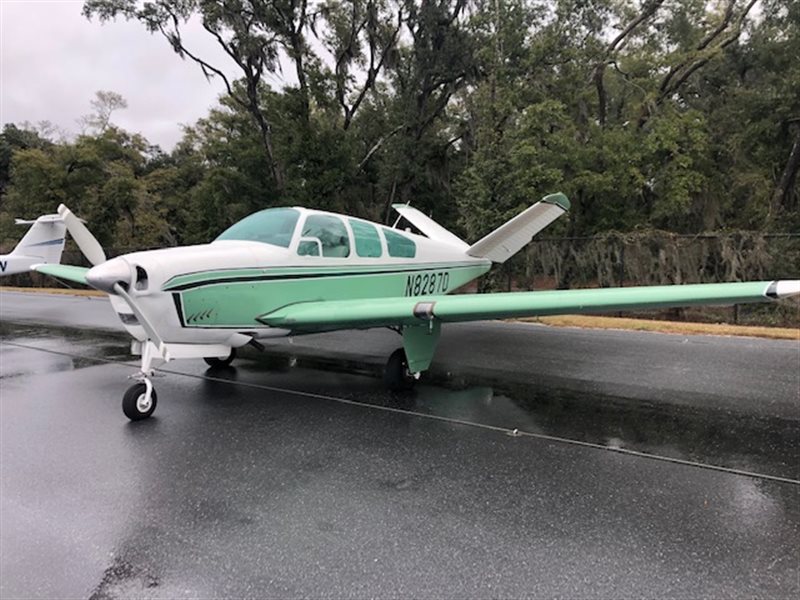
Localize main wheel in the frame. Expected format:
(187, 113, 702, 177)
(384, 348, 416, 392)
(204, 347, 237, 369)
(122, 383, 157, 421)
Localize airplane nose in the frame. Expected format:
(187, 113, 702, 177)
(86, 258, 131, 293)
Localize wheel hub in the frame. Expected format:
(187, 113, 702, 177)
(136, 393, 152, 413)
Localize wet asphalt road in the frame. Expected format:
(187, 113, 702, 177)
(1, 292, 799, 598)
(1, 291, 799, 414)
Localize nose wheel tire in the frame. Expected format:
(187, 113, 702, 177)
(384, 348, 417, 392)
(204, 348, 237, 369)
(122, 382, 158, 421)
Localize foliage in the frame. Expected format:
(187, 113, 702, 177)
(1, 0, 797, 294)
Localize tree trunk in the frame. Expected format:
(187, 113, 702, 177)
(771, 128, 800, 216)
(245, 78, 284, 191)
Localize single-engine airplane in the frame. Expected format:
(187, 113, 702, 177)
(0, 213, 67, 276)
(32, 194, 799, 421)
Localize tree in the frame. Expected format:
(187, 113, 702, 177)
(83, 1, 405, 193)
(78, 90, 129, 133)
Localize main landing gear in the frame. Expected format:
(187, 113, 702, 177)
(204, 348, 237, 369)
(384, 348, 419, 392)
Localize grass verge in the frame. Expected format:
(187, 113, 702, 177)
(522, 315, 799, 340)
(1, 285, 103, 298)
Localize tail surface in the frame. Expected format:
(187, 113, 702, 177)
(466, 193, 570, 263)
(11, 215, 67, 262)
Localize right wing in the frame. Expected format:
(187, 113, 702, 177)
(258, 280, 800, 332)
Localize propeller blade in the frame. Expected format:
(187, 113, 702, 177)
(58, 204, 106, 266)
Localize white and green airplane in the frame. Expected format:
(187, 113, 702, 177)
(33, 194, 799, 421)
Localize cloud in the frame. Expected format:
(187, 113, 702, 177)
(0, 0, 247, 149)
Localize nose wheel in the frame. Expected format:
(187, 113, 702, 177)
(122, 380, 158, 421)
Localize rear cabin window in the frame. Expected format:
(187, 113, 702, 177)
(298, 214, 351, 258)
(215, 207, 299, 248)
(383, 228, 416, 258)
(349, 219, 382, 258)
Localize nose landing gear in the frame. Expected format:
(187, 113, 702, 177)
(123, 339, 163, 421)
(122, 379, 158, 421)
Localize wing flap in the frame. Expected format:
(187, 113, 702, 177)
(258, 280, 799, 331)
(33, 264, 90, 286)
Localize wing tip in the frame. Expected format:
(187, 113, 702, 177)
(542, 192, 570, 211)
(765, 280, 800, 299)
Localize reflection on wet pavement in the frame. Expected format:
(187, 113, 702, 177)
(226, 357, 800, 482)
(4, 323, 795, 482)
(2, 325, 798, 598)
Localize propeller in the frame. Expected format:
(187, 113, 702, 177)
(57, 204, 106, 266)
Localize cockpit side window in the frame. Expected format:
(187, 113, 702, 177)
(299, 214, 351, 258)
(348, 219, 382, 258)
(215, 207, 300, 247)
(383, 228, 416, 258)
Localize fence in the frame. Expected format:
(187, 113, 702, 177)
(493, 232, 800, 289)
(488, 231, 800, 326)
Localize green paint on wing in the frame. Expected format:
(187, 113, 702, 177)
(542, 192, 570, 211)
(33, 264, 90, 286)
(259, 280, 779, 331)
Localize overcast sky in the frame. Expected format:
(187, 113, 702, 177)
(0, 0, 290, 149)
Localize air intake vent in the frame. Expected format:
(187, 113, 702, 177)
(134, 266, 149, 291)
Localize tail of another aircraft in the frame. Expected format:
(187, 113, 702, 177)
(0, 214, 66, 276)
(11, 215, 67, 263)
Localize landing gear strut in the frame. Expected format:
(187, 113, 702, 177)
(384, 348, 418, 392)
(122, 380, 158, 421)
(204, 347, 237, 369)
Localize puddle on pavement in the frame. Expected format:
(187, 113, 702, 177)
(0, 323, 131, 379)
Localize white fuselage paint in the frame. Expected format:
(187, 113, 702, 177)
(0, 255, 39, 276)
(105, 208, 490, 349)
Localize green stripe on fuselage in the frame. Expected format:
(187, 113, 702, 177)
(176, 263, 489, 328)
(163, 261, 483, 291)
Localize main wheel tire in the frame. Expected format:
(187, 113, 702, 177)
(122, 383, 157, 421)
(384, 348, 416, 392)
(204, 347, 237, 368)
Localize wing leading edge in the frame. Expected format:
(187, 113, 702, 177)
(258, 280, 800, 332)
(33, 264, 90, 285)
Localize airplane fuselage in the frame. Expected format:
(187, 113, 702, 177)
(101, 208, 491, 347)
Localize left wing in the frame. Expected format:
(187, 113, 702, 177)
(33, 264, 90, 286)
(258, 280, 800, 332)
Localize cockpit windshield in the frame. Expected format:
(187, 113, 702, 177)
(215, 207, 300, 247)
